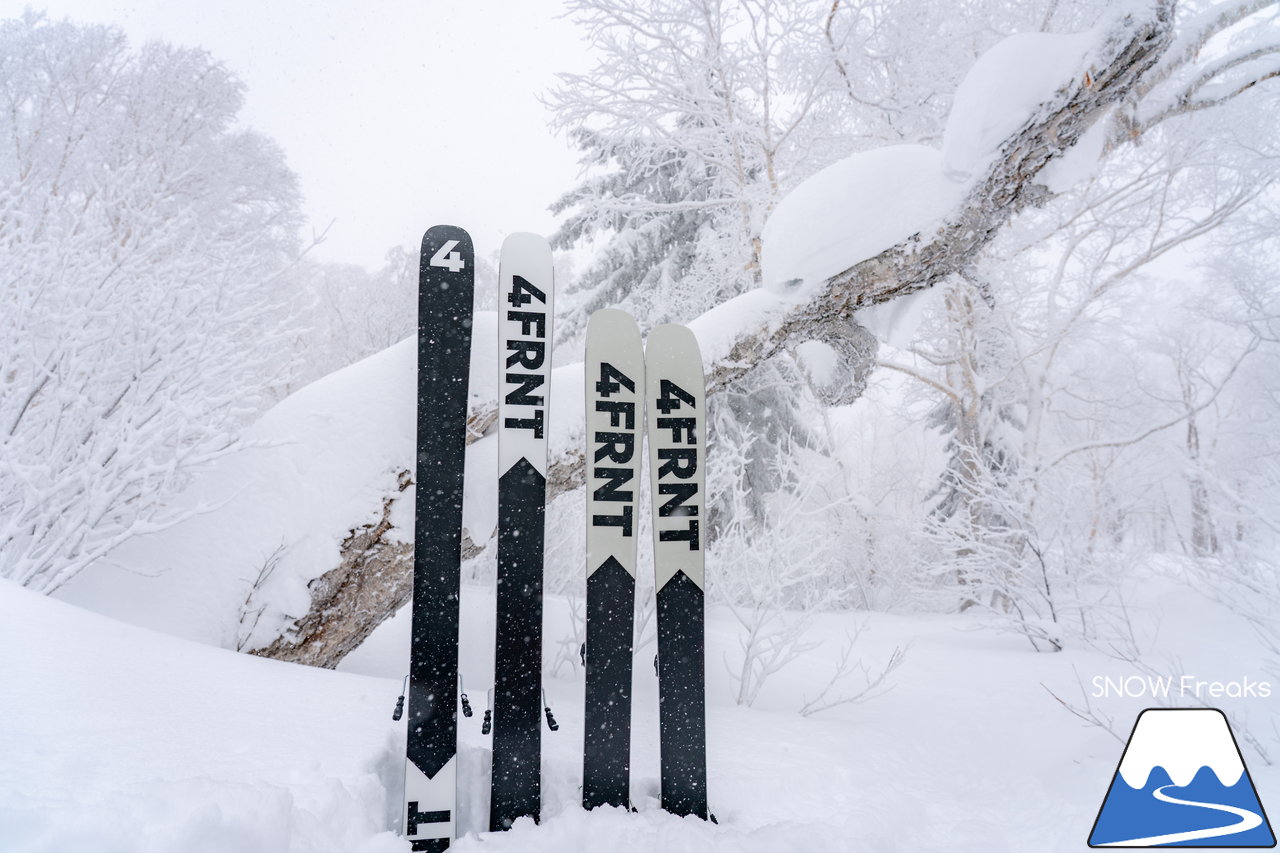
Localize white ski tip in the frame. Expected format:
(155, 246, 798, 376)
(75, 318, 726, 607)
(501, 231, 552, 261)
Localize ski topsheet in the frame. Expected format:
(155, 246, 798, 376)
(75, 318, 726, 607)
(644, 323, 709, 819)
(405, 226, 475, 852)
(582, 309, 645, 811)
(490, 233, 555, 832)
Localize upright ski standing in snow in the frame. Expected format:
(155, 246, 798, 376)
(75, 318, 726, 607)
(644, 324, 710, 819)
(582, 309, 645, 811)
(490, 233, 555, 832)
(404, 225, 475, 852)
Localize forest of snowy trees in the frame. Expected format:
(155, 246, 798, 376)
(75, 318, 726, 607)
(2, 0, 1279, 678)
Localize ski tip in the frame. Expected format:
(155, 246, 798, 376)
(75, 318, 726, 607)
(500, 231, 552, 259)
(422, 224, 472, 244)
(644, 323, 702, 361)
(586, 308, 642, 343)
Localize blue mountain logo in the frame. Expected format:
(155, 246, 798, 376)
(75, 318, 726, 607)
(1089, 708, 1275, 847)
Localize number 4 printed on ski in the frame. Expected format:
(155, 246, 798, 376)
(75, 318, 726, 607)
(430, 239, 466, 273)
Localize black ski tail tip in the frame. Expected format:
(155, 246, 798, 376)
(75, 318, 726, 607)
(409, 839, 450, 852)
(709, 812, 718, 824)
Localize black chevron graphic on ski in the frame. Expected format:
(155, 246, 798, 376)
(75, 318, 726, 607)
(490, 457, 547, 832)
(656, 570, 708, 819)
(407, 226, 473, 789)
(583, 556, 636, 810)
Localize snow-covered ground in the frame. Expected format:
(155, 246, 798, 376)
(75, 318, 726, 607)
(5, 563, 1275, 852)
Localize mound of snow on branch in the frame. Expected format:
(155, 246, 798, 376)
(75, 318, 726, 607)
(760, 144, 968, 297)
(760, 28, 1098, 306)
(942, 31, 1097, 180)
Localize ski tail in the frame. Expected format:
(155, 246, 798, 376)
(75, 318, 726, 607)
(644, 323, 709, 820)
(582, 309, 645, 811)
(490, 233, 555, 832)
(404, 225, 476, 850)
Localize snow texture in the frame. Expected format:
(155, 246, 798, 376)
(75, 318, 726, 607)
(8, 564, 1276, 853)
(760, 144, 968, 296)
(759, 28, 1100, 300)
(942, 31, 1097, 181)
(0, 578, 404, 853)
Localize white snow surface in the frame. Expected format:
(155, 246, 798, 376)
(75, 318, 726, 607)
(0, 578, 403, 853)
(7, 566, 1276, 852)
(941, 31, 1097, 181)
(760, 144, 969, 296)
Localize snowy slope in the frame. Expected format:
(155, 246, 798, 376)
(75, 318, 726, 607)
(0, 578, 404, 853)
(8, 564, 1276, 852)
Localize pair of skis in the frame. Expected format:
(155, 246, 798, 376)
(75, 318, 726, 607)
(402, 226, 708, 851)
(402, 226, 557, 850)
(583, 311, 709, 820)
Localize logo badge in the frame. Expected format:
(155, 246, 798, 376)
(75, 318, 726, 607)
(1089, 708, 1275, 847)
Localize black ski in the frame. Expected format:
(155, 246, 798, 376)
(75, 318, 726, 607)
(582, 309, 645, 811)
(490, 233, 555, 832)
(644, 323, 709, 820)
(403, 225, 475, 852)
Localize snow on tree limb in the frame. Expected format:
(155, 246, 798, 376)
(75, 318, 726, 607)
(702, 3, 1174, 396)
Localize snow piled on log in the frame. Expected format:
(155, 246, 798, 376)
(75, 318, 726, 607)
(760, 28, 1098, 308)
(942, 30, 1097, 180)
(760, 144, 967, 298)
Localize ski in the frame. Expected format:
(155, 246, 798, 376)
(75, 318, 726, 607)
(489, 232, 555, 832)
(582, 309, 645, 811)
(404, 225, 475, 852)
(644, 323, 710, 820)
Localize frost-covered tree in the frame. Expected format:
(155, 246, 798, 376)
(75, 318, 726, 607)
(547, 0, 853, 342)
(262, 0, 1280, 669)
(0, 13, 306, 592)
(547, 0, 853, 577)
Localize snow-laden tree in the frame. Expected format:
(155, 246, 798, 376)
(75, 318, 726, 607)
(547, 0, 860, 588)
(0, 13, 306, 592)
(255, 0, 1280, 669)
(890, 0, 1280, 648)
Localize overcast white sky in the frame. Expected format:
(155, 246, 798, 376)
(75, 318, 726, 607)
(33, 0, 590, 269)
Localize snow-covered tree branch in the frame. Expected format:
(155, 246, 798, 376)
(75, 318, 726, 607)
(0, 14, 308, 592)
(252, 2, 1205, 668)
